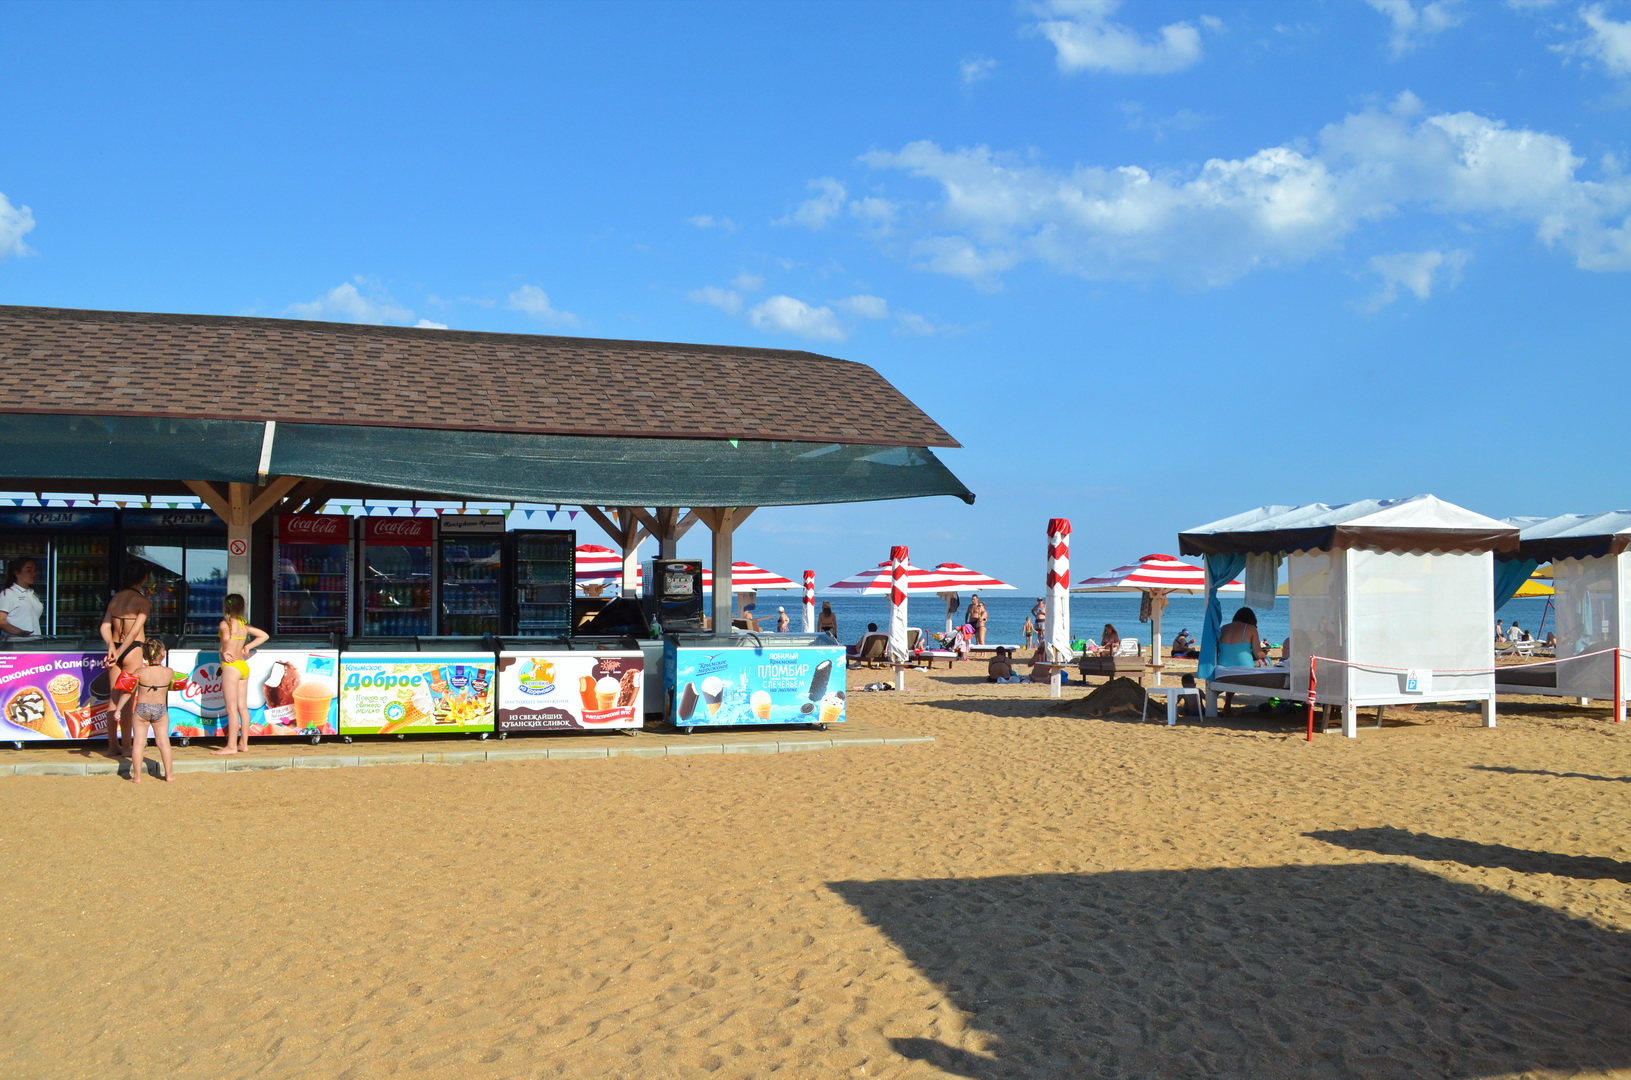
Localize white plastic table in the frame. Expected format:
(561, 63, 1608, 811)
(1142, 685, 1201, 726)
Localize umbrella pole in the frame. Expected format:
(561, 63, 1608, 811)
(1150, 598, 1163, 688)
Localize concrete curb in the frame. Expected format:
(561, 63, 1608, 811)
(1, 728, 932, 778)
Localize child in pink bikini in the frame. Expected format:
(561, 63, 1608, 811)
(130, 639, 180, 783)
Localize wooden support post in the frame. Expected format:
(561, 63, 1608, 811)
(186, 476, 302, 616)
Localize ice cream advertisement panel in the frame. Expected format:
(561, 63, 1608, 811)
(496, 651, 644, 731)
(0, 651, 113, 742)
(165, 649, 340, 738)
(339, 654, 495, 735)
(665, 643, 846, 727)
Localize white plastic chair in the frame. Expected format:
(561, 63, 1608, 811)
(1116, 638, 1141, 657)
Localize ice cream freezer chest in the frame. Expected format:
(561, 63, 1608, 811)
(338, 652, 496, 735)
(0, 649, 113, 743)
(664, 637, 846, 729)
(496, 649, 644, 732)
(166, 646, 341, 740)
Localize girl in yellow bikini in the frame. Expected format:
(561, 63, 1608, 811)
(211, 593, 269, 756)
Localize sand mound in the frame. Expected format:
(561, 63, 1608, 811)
(1051, 676, 1148, 717)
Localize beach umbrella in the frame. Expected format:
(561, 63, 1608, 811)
(1045, 520, 1071, 670)
(701, 562, 798, 591)
(826, 559, 956, 594)
(1074, 553, 1242, 680)
(931, 562, 1016, 634)
(576, 544, 641, 595)
(887, 545, 910, 666)
(802, 570, 816, 634)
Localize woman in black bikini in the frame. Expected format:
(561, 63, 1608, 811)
(129, 638, 178, 783)
(98, 564, 152, 758)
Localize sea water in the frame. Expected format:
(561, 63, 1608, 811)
(799, 593, 1552, 652)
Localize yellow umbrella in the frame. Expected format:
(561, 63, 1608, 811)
(1513, 575, 1553, 598)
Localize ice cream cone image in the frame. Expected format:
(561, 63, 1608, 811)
(47, 674, 81, 720)
(594, 676, 621, 711)
(6, 688, 66, 739)
(818, 693, 844, 725)
(750, 690, 772, 721)
(700, 676, 725, 718)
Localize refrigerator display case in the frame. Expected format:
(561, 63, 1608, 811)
(359, 517, 436, 637)
(664, 634, 846, 731)
(0, 508, 115, 638)
(274, 515, 353, 636)
(507, 530, 575, 637)
(121, 510, 227, 637)
(438, 515, 503, 636)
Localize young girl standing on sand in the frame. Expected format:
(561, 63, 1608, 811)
(130, 639, 179, 783)
(211, 594, 269, 756)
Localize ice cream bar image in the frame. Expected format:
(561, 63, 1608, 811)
(807, 660, 832, 702)
(677, 681, 699, 722)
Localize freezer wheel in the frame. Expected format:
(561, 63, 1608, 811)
(179, 737, 191, 747)
(342, 736, 354, 744)
(309, 735, 321, 745)
(10, 741, 19, 751)
(678, 725, 692, 735)
(478, 732, 489, 741)
(814, 724, 827, 732)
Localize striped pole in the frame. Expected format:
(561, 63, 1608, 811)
(1045, 519, 1071, 662)
(802, 570, 816, 634)
(887, 546, 910, 669)
(1045, 519, 1071, 698)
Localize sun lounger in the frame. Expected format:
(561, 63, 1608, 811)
(846, 633, 889, 668)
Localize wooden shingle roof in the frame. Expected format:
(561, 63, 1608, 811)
(0, 306, 959, 448)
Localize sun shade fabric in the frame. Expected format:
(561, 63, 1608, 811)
(0, 414, 974, 508)
(0, 413, 264, 483)
(1506, 511, 1631, 562)
(0, 305, 960, 448)
(1179, 495, 1517, 557)
(1493, 557, 1541, 610)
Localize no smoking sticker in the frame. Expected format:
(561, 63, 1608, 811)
(228, 539, 248, 556)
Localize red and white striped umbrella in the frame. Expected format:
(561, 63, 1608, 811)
(930, 563, 1016, 592)
(801, 570, 816, 633)
(576, 544, 642, 586)
(1074, 553, 1241, 594)
(887, 546, 910, 663)
(1045, 519, 1072, 664)
(701, 561, 798, 592)
(826, 559, 957, 595)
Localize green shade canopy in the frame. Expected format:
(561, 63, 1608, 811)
(0, 413, 973, 507)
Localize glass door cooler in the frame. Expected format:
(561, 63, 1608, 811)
(0, 508, 115, 638)
(506, 529, 575, 637)
(438, 514, 504, 636)
(121, 510, 227, 637)
(274, 515, 353, 636)
(358, 517, 435, 637)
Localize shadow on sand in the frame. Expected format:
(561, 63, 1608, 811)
(1471, 763, 1631, 784)
(830, 863, 1631, 1079)
(1308, 825, 1631, 884)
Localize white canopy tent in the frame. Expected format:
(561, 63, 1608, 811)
(1497, 512, 1631, 717)
(1179, 495, 1516, 738)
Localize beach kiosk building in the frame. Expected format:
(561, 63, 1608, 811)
(1496, 512, 1631, 716)
(1179, 496, 1516, 738)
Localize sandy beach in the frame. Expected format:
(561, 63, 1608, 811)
(2, 668, 1629, 1079)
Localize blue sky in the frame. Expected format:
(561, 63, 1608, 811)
(3, 0, 1629, 590)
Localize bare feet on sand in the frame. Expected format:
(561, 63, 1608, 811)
(209, 747, 239, 756)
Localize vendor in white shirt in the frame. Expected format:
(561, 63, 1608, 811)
(0, 558, 44, 637)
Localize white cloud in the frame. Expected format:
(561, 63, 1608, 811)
(835, 294, 889, 319)
(286, 279, 414, 324)
(1365, 0, 1465, 57)
(1363, 248, 1469, 309)
(414, 318, 449, 329)
(1031, 0, 1206, 75)
(730, 273, 764, 291)
(746, 295, 845, 341)
(0, 191, 35, 259)
(855, 95, 1631, 286)
(687, 286, 743, 314)
(1578, 3, 1631, 76)
(687, 214, 738, 231)
(778, 178, 848, 229)
(961, 55, 997, 85)
(506, 284, 579, 327)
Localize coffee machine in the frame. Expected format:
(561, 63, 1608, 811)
(644, 558, 704, 633)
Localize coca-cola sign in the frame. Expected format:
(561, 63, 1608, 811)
(277, 515, 351, 542)
(363, 517, 434, 543)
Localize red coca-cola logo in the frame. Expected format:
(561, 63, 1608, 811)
(278, 515, 350, 541)
(363, 518, 433, 541)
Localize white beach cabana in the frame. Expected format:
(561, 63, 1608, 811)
(1178, 496, 1517, 738)
(1496, 512, 1631, 718)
